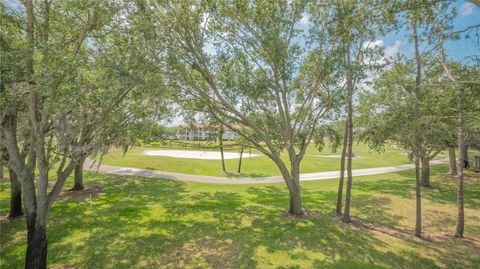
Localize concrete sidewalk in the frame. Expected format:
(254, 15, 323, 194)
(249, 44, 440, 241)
(84, 158, 448, 184)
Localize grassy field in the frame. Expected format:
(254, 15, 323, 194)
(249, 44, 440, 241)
(1, 165, 479, 268)
(99, 143, 440, 177)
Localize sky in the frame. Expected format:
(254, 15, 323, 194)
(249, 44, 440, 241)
(6, 0, 478, 61)
(378, 1, 480, 63)
(293, 1, 479, 63)
(5, 0, 479, 127)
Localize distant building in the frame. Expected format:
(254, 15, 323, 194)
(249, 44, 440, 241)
(176, 123, 237, 141)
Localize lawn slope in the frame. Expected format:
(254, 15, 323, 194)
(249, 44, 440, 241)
(1, 166, 479, 268)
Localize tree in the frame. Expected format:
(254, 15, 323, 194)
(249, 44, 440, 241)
(0, 111, 24, 218)
(156, 0, 338, 216)
(1, 1, 108, 266)
(0, 2, 30, 220)
(440, 45, 465, 238)
(428, 0, 480, 237)
(0, 129, 3, 180)
(0, 124, 23, 218)
(336, 117, 349, 216)
(358, 55, 455, 237)
(0, 1, 168, 267)
(64, 28, 169, 191)
(387, 0, 454, 236)
(218, 127, 226, 172)
(437, 52, 480, 240)
(8, 167, 23, 218)
(311, 0, 388, 221)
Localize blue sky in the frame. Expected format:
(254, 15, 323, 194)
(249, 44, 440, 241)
(5, 0, 478, 127)
(6, 0, 478, 62)
(379, 1, 479, 62)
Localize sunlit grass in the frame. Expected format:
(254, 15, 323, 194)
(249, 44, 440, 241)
(1, 165, 479, 268)
(99, 143, 442, 177)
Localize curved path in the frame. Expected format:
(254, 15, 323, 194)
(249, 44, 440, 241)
(84, 158, 448, 184)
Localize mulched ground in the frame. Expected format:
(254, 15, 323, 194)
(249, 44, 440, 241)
(58, 184, 105, 201)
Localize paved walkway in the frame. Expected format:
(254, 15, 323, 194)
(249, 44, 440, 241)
(84, 158, 448, 184)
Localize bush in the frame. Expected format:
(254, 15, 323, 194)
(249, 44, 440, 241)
(149, 142, 161, 148)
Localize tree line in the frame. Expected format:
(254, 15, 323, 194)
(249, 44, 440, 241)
(0, 1, 479, 268)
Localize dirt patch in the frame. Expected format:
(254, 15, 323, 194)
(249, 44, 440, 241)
(350, 217, 421, 238)
(282, 209, 310, 219)
(439, 171, 480, 182)
(350, 217, 480, 245)
(465, 171, 480, 182)
(427, 231, 480, 246)
(0, 214, 23, 224)
(0, 214, 9, 224)
(58, 184, 105, 201)
(160, 238, 241, 268)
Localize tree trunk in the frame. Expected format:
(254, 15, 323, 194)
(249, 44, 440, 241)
(71, 158, 85, 191)
(0, 129, 4, 179)
(237, 147, 243, 173)
(449, 145, 457, 176)
(463, 145, 469, 168)
(288, 181, 303, 216)
(456, 139, 465, 237)
(414, 156, 422, 237)
(9, 168, 23, 218)
(288, 183, 303, 216)
(0, 156, 3, 179)
(439, 29, 465, 238)
(336, 117, 349, 216)
(287, 161, 304, 216)
(342, 90, 354, 223)
(411, 10, 423, 238)
(25, 213, 47, 269)
(219, 130, 225, 172)
(455, 91, 465, 238)
(420, 156, 431, 187)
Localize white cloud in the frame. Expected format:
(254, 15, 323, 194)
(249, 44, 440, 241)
(460, 2, 475, 17)
(359, 39, 405, 88)
(203, 41, 216, 55)
(384, 40, 405, 58)
(299, 13, 309, 25)
(363, 39, 384, 49)
(363, 39, 405, 59)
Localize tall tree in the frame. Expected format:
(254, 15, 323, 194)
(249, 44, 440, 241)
(218, 127, 226, 172)
(428, 0, 480, 237)
(440, 44, 465, 238)
(448, 144, 457, 176)
(358, 57, 455, 237)
(397, 0, 457, 188)
(437, 54, 480, 240)
(1, 1, 168, 267)
(156, 0, 338, 216)
(311, 0, 387, 221)
(0, 2, 30, 220)
(0, 103, 24, 219)
(336, 118, 348, 215)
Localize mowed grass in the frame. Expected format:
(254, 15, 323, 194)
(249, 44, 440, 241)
(99, 143, 436, 177)
(1, 166, 479, 268)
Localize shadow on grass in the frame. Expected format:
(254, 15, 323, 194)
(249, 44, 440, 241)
(1, 171, 479, 269)
(225, 172, 270, 178)
(355, 166, 480, 208)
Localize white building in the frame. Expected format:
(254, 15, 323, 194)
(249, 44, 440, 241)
(176, 124, 237, 141)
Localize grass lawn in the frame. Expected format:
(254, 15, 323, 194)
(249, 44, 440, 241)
(1, 166, 479, 268)
(99, 143, 441, 177)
